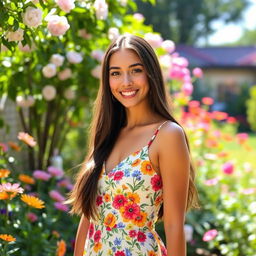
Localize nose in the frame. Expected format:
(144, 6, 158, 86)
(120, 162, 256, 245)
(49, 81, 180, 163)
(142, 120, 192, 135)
(123, 72, 132, 86)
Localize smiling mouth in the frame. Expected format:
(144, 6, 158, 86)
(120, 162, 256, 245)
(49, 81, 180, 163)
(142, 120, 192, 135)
(120, 90, 139, 98)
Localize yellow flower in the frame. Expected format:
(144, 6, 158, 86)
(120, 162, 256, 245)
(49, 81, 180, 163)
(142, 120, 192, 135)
(0, 169, 11, 178)
(127, 192, 140, 203)
(104, 213, 116, 228)
(115, 188, 122, 194)
(93, 242, 102, 253)
(126, 223, 133, 230)
(18, 174, 35, 184)
(0, 234, 16, 242)
(107, 249, 112, 255)
(141, 161, 154, 175)
(148, 250, 157, 256)
(20, 194, 45, 209)
(56, 239, 66, 256)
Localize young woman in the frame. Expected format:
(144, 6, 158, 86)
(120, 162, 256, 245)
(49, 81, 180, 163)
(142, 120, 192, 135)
(66, 34, 199, 256)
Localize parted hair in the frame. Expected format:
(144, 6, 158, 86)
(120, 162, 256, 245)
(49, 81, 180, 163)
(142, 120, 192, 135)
(65, 34, 200, 220)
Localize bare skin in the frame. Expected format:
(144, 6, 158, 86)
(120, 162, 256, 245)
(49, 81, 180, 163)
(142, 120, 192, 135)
(74, 49, 190, 256)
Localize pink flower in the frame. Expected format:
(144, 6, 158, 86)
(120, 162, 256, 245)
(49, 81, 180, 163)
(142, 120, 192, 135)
(193, 67, 203, 78)
(236, 133, 248, 144)
(150, 175, 162, 191)
(93, 0, 108, 20)
(129, 230, 137, 238)
(91, 65, 101, 79)
(54, 202, 69, 212)
(42, 64, 57, 78)
(227, 117, 237, 124)
(94, 230, 101, 243)
(91, 50, 104, 62)
(161, 40, 175, 53)
(144, 33, 163, 48)
(66, 51, 83, 64)
(113, 171, 124, 181)
(0, 182, 24, 194)
(172, 57, 189, 68)
(0, 143, 8, 152)
(57, 178, 72, 188)
(137, 231, 146, 242)
(23, 7, 42, 28)
(182, 82, 193, 96)
(241, 188, 255, 195)
(56, 0, 75, 13)
(58, 68, 72, 80)
(133, 13, 144, 22)
(96, 195, 103, 206)
(47, 15, 70, 36)
(6, 28, 24, 42)
(203, 229, 218, 242)
(188, 100, 200, 108)
(17, 132, 37, 147)
(204, 178, 219, 186)
(49, 190, 65, 202)
(27, 212, 38, 222)
(47, 166, 64, 178)
(202, 97, 214, 105)
(33, 170, 51, 181)
(88, 223, 94, 238)
(112, 195, 127, 209)
(222, 162, 234, 175)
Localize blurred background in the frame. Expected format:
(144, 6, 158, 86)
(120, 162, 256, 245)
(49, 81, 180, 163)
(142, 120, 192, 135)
(0, 0, 255, 255)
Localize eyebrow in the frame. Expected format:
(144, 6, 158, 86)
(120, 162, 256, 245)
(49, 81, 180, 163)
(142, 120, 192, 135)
(109, 63, 143, 70)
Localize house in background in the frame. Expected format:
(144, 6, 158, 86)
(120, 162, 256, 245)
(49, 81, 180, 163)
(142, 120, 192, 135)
(176, 45, 256, 127)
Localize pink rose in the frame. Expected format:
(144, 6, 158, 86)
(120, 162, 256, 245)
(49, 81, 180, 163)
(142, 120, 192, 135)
(23, 7, 42, 28)
(202, 229, 218, 242)
(161, 40, 175, 53)
(91, 50, 104, 62)
(50, 54, 64, 67)
(56, 0, 75, 13)
(222, 162, 234, 175)
(6, 28, 24, 42)
(58, 68, 72, 80)
(93, 0, 108, 20)
(47, 15, 70, 36)
(193, 67, 203, 78)
(42, 64, 57, 78)
(66, 51, 83, 64)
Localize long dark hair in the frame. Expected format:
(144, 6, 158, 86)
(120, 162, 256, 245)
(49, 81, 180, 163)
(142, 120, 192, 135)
(65, 35, 200, 220)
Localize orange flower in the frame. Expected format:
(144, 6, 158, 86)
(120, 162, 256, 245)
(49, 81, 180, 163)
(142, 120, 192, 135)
(0, 234, 16, 242)
(93, 242, 102, 253)
(104, 194, 111, 202)
(132, 211, 147, 227)
(104, 213, 116, 228)
(131, 159, 141, 167)
(56, 239, 66, 256)
(7, 141, 21, 151)
(0, 169, 11, 178)
(20, 194, 45, 209)
(18, 174, 35, 184)
(17, 132, 36, 147)
(132, 150, 141, 156)
(122, 184, 128, 190)
(141, 161, 154, 175)
(148, 251, 157, 256)
(0, 192, 9, 200)
(127, 192, 140, 203)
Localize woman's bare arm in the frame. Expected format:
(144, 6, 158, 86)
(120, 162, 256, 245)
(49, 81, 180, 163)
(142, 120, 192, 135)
(158, 122, 190, 256)
(74, 214, 90, 256)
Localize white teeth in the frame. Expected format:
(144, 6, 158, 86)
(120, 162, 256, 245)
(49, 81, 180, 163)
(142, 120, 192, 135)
(121, 90, 137, 96)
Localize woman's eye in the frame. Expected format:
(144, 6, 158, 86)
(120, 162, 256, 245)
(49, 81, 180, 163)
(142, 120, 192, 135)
(131, 68, 143, 74)
(110, 71, 120, 76)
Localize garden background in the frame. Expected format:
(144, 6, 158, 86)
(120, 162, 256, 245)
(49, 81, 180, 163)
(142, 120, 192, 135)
(0, 0, 256, 255)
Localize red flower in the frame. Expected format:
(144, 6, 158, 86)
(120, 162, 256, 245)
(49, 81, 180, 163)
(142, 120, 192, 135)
(112, 195, 128, 209)
(202, 97, 214, 105)
(114, 171, 124, 181)
(129, 230, 137, 238)
(150, 175, 162, 191)
(96, 195, 103, 206)
(115, 251, 125, 256)
(137, 231, 146, 242)
(88, 223, 94, 238)
(121, 203, 140, 220)
(94, 230, 101, 243)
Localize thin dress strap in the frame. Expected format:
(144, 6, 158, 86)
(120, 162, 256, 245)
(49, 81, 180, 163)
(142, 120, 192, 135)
(148, 120, 168, 147)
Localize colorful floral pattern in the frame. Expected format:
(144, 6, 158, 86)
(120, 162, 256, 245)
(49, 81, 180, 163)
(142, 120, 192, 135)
(84, 121, 168, 256)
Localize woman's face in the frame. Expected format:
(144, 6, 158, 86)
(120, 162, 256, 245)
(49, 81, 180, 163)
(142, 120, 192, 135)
(108, 49, 150, 109)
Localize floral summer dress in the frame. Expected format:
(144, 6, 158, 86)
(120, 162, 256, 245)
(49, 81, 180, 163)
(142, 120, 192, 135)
(84, 121, 168, 256)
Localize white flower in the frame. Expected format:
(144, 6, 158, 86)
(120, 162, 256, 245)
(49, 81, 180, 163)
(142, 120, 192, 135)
(47, 15, 70, 36)
(78, 29, 92, 39)
(108, 27, 119, 41)
(42, 85, 56, 101)
(50, 54, 65, 67)
(93, 0, 108, 20)
(6, 28, 24, 42)
(91, 50, 104, 62)
(16, 96, 35, 107)
(42, 63, 57, 78)
(91, 65, 101, 79)
(118, 0, 127, 6)
(66, 51, 83, 64)
(58, 68, 72, 80)
(23, 7, 43, 28)
(64, 88, 75, 99)
(56, 0, 75, 13)
(18, 42, 36, 52)
(184, 224, 193, 242)
(144, 33, 163, 48)
(161, 40, 175, 53)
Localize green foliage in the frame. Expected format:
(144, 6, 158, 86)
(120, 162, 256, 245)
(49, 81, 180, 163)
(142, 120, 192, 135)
(246, 85, 256, 131)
